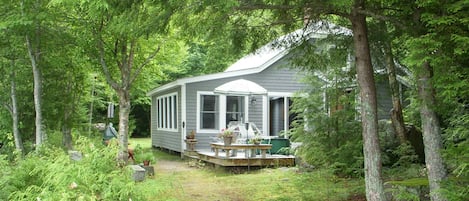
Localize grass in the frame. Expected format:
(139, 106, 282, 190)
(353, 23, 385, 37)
(386, 178, 429, 187)
(129, 137, 152, 149)
(130, 138, 364, 201)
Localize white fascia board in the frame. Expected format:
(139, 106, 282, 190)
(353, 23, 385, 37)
(268, 92, 295, 97)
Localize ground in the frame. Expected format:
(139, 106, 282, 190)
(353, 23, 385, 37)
(152, 159, 249, 201)
(131, 138, 364, 201)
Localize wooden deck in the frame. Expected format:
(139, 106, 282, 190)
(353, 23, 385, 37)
(184, 149, 295, 167)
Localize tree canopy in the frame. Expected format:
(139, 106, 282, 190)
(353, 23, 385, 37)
(0, 0, 468, 200)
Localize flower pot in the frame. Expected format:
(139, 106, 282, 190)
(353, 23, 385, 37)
(223, 137, 233, 146)
(143, 160, 151, 166)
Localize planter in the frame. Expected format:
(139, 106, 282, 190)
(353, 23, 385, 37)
(143, 160, 151, 166)
(223, 137, 233, 146)
(184, 139, 198, 151)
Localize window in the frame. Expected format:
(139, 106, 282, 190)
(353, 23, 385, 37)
(157, 93, 178, 130)
(200, 95, 218, 129)
(226, 96, 244, 126)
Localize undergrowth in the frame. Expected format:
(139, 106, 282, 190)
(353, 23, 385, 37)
(0, 137, 151, 201)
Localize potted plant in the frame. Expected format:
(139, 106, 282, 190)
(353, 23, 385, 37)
(249, 135, 262, 145)
(219, 128, 235, 146)
(185, 130, 198, 151)
(186, 130, 196, 139)
(136, 152, 155, 166)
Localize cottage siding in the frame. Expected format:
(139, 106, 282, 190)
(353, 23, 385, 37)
(244, 60, 306, 92)
(182, 58, 307, 151)
(150, 87, 182, 152)
(150, 60, 399, 152)
(248, 95, 263, 131)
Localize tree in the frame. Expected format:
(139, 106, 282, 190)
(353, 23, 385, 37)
(370, 21, 407, 144)
(347, 2, 386, 199)
(7, 61, 23, 153)
(53, 0, 185, 163)
(22, 0, 46, 146)
(0, 56, 24, 154)
(397, 1, 469, 199)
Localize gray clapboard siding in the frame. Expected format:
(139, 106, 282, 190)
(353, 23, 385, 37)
(182, 58, 307, 151)
(151, 87, 182, 152)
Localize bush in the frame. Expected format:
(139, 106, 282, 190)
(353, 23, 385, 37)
(290, 82, 363, 177)
(1, 136, 147, 201)
(441, 112, 469, 200)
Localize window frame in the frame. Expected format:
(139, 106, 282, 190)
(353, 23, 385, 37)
(225, 95, 245, 126)
(156, 92, 178, 131)
(197, 91, 219, 133)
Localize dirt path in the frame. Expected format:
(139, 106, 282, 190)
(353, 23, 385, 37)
(154, 160, 193, 173)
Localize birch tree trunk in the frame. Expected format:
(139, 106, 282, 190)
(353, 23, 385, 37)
(26, 34, 44, 146)
(418, 61, 447, 201)
(10, 62, 24, 154)
(117, 89, 131, 163)
(350, 0, 385, 200)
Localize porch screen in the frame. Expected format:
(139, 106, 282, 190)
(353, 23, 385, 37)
(200, 95, 218, 129)
(157, 93, 178, 130)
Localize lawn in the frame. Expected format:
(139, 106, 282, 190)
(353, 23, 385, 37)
(130, 137, 152, 149)
(130, 138, 365, 201)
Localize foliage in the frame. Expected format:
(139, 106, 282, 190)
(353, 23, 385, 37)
(441, 112, 469, 200)
(391, 143, 420, 168)
(0, 136, 146, 200)
(290, 72, 363, 177)
(133, 144, 156, 164)
(218, 128, 235, 138)
(248, 134, 262, 144)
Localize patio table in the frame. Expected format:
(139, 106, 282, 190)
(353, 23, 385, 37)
(210, 143, 272, 158)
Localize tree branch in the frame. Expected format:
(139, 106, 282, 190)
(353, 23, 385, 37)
(2, 102, 12, 114)
(130, 45, 160, 84)
(97, 37, 120, 90)
(356, 9, 407, 30)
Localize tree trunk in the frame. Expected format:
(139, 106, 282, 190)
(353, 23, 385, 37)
(62, 126, 73, 150)
(350, 1, 386, 200)
(62, 112, 73, 150)
(62, 77, 75, 150)
(10, 63, 24, 154)
(26, 35, 44, 146)
(418, 61, 447, 201)
(117, 89, 131, 164)
(381, 24, 407, 144)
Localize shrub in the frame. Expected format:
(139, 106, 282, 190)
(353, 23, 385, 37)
(441, 112, 469, 200)
(1, 136, 146, 200)
(290, 80, 363, 178)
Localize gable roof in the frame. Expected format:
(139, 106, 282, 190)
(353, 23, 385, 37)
(146, 49, 288, 96)
(147, 22, 351, 96)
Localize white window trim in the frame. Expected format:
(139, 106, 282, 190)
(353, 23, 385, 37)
(265, 92, 294, 137)
(157, 92, 178, 132)
(197, 91, 219, 134)
(197, 91, 249, 133)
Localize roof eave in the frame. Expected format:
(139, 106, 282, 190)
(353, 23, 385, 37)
(147, 48, 289, 97)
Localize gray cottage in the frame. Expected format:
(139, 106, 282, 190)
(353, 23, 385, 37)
(146, 44, 307, 153)
(147, 24, 409, 154)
